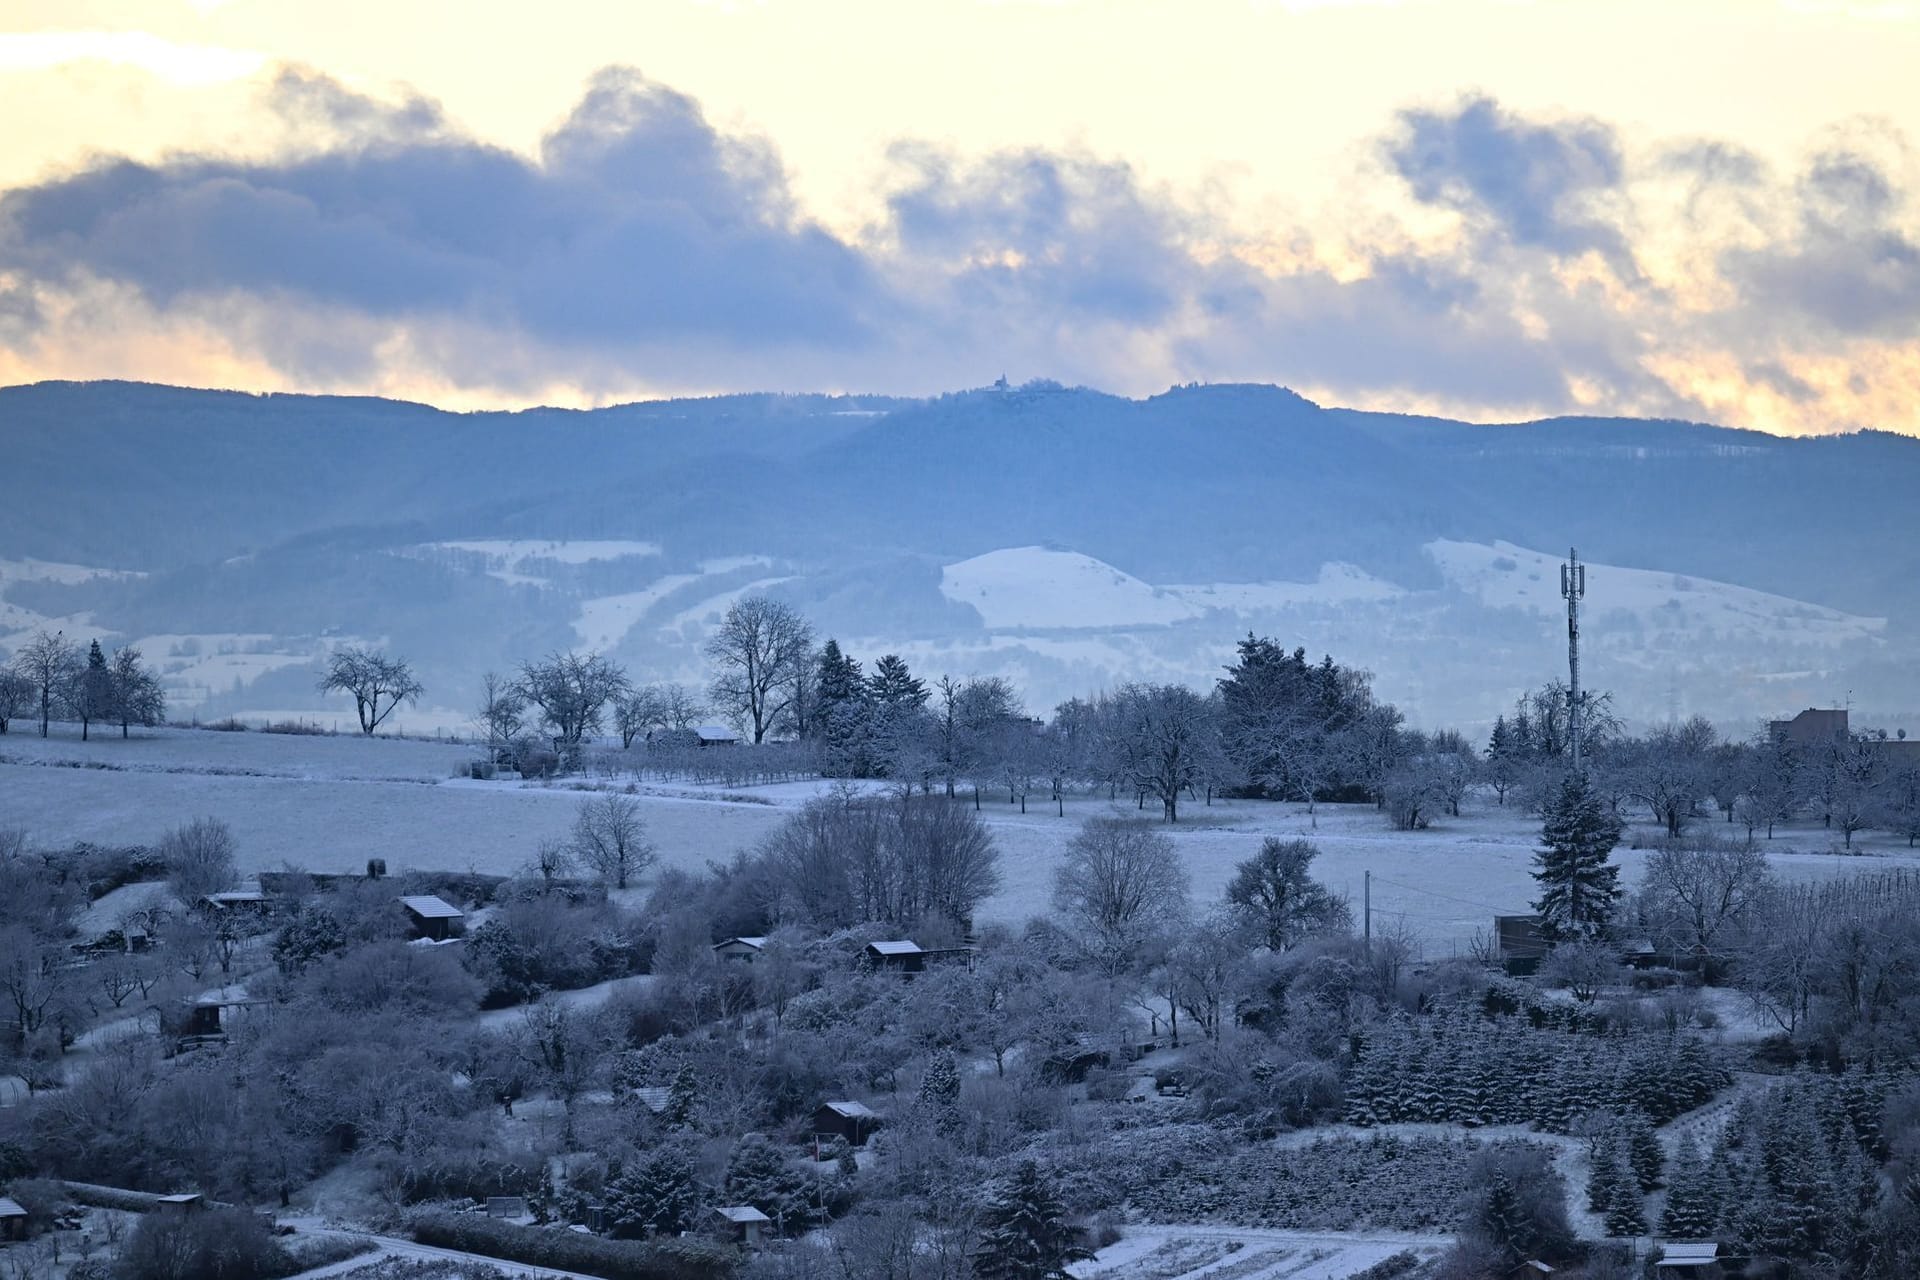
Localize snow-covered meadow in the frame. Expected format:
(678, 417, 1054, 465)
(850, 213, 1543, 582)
(5, 724, 1917, 949)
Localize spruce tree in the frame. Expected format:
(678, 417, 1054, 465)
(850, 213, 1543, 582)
(1588, 1131, 1626, 1214)
(1532, 771, 1625, 941)
(724, 1132, 813, 1234)
(1660, 1134, 1716, 1239)
(1626, 1114, 1665, 1191)
(602, 1147, 701, 1238)
(812, 641, 869, 776)
(77, 638, 111, 741)
(917, 1050, 963, 1132)
(973, 1160, 1091, 1280)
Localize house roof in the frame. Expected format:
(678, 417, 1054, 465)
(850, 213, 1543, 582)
(715, 1205, 771, 1224)
(696, 724, 737, 741)
(820, 1100, 878, 1119)
(634, 1087, 672, 1113)
(399, 894, 464, 920)
(0, 1198, 26, 1218)
(156, 1193, 202, 1205)
(202, 890, 269, 906)
(867, 940, 924, 956)
(714, 936, 767, 950)
(1656, 1243, 1720, 1266)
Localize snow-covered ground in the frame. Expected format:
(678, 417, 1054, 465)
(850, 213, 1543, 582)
(1071, 1227, 1444, 1280)
(7, 726, 1919, 950)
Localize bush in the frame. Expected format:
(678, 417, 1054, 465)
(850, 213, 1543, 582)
(118, 1207, 296, 1280)
(261, 719, 332, 735)
(408, 1208, 736, 1280)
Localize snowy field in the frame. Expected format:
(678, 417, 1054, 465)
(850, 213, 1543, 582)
(1069, 1228, 1445, 1280)
(5, 724, 1918, 949)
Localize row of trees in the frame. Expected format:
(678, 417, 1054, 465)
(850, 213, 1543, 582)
(0, 631, 165, 740)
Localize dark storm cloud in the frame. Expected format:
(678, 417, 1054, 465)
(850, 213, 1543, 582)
(1386, 94, 1631, 267)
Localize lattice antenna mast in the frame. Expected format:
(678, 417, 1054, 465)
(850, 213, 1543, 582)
(1561, 548, 1587, 772)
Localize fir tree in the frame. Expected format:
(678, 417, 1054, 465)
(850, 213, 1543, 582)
(1532, 771, 1625, 941)
(867, 654, 929, 712)
(724, 1132, 814, 1234)
(1588, 1131, 1626, 1214)
(918, 1049, 962, 1112)
(665, 1062, 698, 1127)
(812, 640, 870, 776)
(76, 638, 112, 741)
(1626, 1114, 1665, 1191)
(602, 1146, 701, 1239)
(973, 1160, 1091, 1280)
(1660, 1134, 1716, 1239)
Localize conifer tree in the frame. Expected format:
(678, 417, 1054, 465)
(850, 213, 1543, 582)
(76, 638, 112, 741)
(812, 640, 869, 776)
(918, 1049, 963, 1132)
(1660, 1134, 1716, 1239)
(1588, 1132, 1626, 1214)
(973, 1160, 1091, 1280)
(1532, 771, 1625, 941)
(665, 1062, 698, 1127)
(724, 1133, 813, 1234)
(603, 1146, 701, 1238)
(1626, 1114, 1665, 1191)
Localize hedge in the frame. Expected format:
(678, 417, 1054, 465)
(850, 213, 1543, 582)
(407, 1209, 735, 1280)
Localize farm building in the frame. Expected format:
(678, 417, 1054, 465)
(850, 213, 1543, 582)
(696, 724, 738, 747)
(814, 1100, 880, 1146)
(713, 936, 768, 963)
(399, 894, 464, 941)
(0, 1197, 25, 1241)
(713, 1205, 771, 1245)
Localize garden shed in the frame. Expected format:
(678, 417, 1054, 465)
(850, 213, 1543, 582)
(813, 1099, 880, 1146)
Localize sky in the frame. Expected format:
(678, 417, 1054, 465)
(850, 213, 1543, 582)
(2, 0, 1919, 432)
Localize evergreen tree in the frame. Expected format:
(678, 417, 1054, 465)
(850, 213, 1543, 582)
(603, 1146, 702, 1238)
(1588, 1131, 1626, 1214)
(918, 1049, 962, 1114)
(724, 1133, 814, 1234)
(75, 638, 112, 741)
(1626, 1114, 1665, 1191)
(812, 640, 870, 776)
(665, 1062, 698, 1127)
(973, 1160, 1090, 1280)
(867, 654, 928, 712)
(1660, 1134, 1716, 1239)
(1532, 771, 1625, 941)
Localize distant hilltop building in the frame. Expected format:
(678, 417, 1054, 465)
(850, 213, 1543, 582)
(1768, 707, 1851, 746)
(1769, 707, 1920, 767)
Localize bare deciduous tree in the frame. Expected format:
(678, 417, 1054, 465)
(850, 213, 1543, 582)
(473, 670, 525, 764)
(1051, 817, 1190, 974)
(160, 817, 239, 905)
(570, 792, 655, 889)
(705, 596, 814, 744)
(107, 645, 166, 738)
(12, 630, 79, 739)
(516, 652, 630, 753)
(0, 668, 32, 735)
(1637, 842, 1772, 965)
(316, 646, 423, 735)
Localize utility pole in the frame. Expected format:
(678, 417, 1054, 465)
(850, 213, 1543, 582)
(1561, 547, 1587, 772)
(1363, 869, 1371, 953)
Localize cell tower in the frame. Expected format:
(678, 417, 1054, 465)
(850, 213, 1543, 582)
(1561, 547, 1587, 772)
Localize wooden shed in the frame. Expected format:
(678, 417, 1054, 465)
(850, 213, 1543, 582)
(713, 936, 768, 963)
(813, 1100, 880, 1147)
(1495, 915, 1550, 975)
(155, 1193, 204, 1217)
(399, 894, 465, 942)
(1654, 1242, 1720, 1274)
(713, 1205, 771, 1245)
(0, 1197, 26, 1241)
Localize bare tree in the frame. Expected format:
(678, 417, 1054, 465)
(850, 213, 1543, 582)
(1051, 817, 1190, 974)
(0, 668, 32, 735)
(1619, 716, 1718, 837)
(657, 684, 706, 731)
(12, 631, 79, 738)
(1637, 843, 1771, 969)
(1112, 683, 1220, 823)
(570, 793, 655, 889)
(107, 646, 166, 738)
(160, 817, 238, 905)
(316, 646, 423, 735)
(473, 670, 525, 764)
(1225, 837, 1351, 951)
(705, 596, 814, 744)
(516, 651, 631, 752)
(613, 686, 668, 750)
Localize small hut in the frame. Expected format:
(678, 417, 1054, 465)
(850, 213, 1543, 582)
(813, 1100, 880, 1147)
(0, 1197, 27, 1241)
(712, 937, 768, 963)
(713, 1205, 770, 1245)
(399, 895, 465, 942)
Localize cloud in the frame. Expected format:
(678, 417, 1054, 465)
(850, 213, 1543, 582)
(4, 71, 1920, 432)
(1385, 94, 1630, 267)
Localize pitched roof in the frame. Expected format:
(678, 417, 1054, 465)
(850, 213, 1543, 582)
(696, 724, 737, 741)
(1656, 1243, 1720, 1266)
(866, 940, 923, 956)
(715, 1205, 771, 1224)
(634, 1087, 672, 1113)
(713, 936, 768, 950)
(399, 894, 464, 919)
(0, 1198, 25, 1218)
(156, 1193, 203, 1205)
(202, 890, 269, 906)
(820, 1099, 878, 1119)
